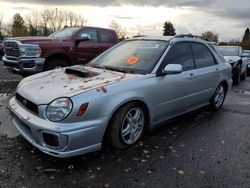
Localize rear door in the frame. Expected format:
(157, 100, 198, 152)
(190, 42, 221, 104)
(72, 28, 102, 64)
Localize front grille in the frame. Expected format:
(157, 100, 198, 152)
(4, 41, 20, 57)
(16, 93, 38, 115)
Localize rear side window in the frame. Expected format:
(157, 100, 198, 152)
(165, 42, 194, 71)
(78, 28, 97, 42)
(99, 30, 116, 43)
(191, 43, 215, 68)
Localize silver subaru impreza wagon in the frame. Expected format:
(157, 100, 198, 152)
(9, 35, 232, 158)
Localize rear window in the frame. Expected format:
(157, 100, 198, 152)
(99, 30, 116, 43)
(191, 43, 216, 68)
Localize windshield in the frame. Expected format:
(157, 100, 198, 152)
(50, 27, 80, 39)
(89, 40, 168, 74)
(218, 46, 240, 56)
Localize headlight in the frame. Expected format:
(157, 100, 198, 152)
(19, 44, 41, 58)
(46, 98, 73, 122)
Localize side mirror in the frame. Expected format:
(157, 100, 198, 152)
(75, 34, 90, 45)
(163, 64, 183, 75)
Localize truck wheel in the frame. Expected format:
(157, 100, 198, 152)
(108, 102, 146, 149)
(44, 59, 69, 71)
(210, 83, 226, 111)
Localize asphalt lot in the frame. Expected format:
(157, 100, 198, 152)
(0, 60, 250, 188)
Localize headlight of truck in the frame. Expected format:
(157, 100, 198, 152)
(46, 98, 73, 122)
(19, 44, 41, 58)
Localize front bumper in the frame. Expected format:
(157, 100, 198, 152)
(8, 97, 108, 158)
(3, 56, 45, 74)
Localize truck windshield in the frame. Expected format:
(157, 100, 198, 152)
(50, 27, 80, 39)
(89, 40, 168, 74)
(217, 46, 239, 56)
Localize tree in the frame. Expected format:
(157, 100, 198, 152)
(109, 20, 126, 39)
(11, 13, 28, 37)
(201, 31, 218, 43)
(163, 21, 176, 36)
(0, 11, 3, 40)
(25, 10, 40, 36)
(242, 28, 250, 50)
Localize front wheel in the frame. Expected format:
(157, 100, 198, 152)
(210, 84, 226, 111)
(108, 102, 146, 149)
(44, 59, 69, 71)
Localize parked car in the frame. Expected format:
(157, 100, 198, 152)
(0, 41, 4, 60)
(242, 50, 250, 75)
(8, 35, 232, 158)
(3, 26, 119, 76)
(217, 46, 248, 85)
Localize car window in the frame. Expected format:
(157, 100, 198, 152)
(191, 43, 215, 68)
(99, 30, 115, 43)
(208, 43, 225, 62)
(78, 28, 97, 42)
(164, 42, 194, 71)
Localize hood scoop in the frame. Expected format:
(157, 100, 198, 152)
(65, 67, 99, 78)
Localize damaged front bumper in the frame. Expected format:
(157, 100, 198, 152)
(8, 97, 108, 158)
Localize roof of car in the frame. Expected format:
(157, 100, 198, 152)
(126, 35, 212, 43)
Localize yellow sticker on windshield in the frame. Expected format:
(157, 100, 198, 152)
(126, 56, 140, 65)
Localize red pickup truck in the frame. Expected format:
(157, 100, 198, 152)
(3, 26, 118, 75)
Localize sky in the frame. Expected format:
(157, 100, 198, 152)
(0, 0, 250, 41)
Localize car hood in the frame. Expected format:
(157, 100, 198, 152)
(6, 36, 66, 45)
(224, 56, 241, 63)
(17, 66, 140, 105)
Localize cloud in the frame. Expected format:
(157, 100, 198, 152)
(2, 0, 217, 7)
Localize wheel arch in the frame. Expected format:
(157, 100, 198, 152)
(102, 99, 151, 146)
(44, 53, 72, 70)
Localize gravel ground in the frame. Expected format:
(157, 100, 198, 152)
(0, 61, 22, 94)
(0, 63, 249, 188)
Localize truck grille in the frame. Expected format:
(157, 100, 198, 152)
(4, 41, 20, 57)
(16, 93, 38, 115)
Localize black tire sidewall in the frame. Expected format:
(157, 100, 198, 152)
(109, 102, 146, 149)
(210, 84, 226, 111)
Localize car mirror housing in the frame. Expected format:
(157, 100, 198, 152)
(75, 34, 90, 45)
(163, 64, 183, 75)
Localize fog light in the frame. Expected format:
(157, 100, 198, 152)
(42, 132, 59, 147)
(23, 62, 35, 68)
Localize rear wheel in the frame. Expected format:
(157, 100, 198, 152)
(108, 102, 146, 149)
(44, 59, 69, 71)
(240, 70, 247, 80)
(233, 65, 241, 85)
(210, 84, 226, 111)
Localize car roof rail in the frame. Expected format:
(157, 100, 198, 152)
(174, 34, 211, 42)
(132, 35, 147, 38)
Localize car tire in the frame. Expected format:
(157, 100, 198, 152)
(44, 59, 69, 71)
(233, 65, 241, 85)
(240, 70, 247, 80)
(210, 83, 226, 111)
(108, 102, 146, 149)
